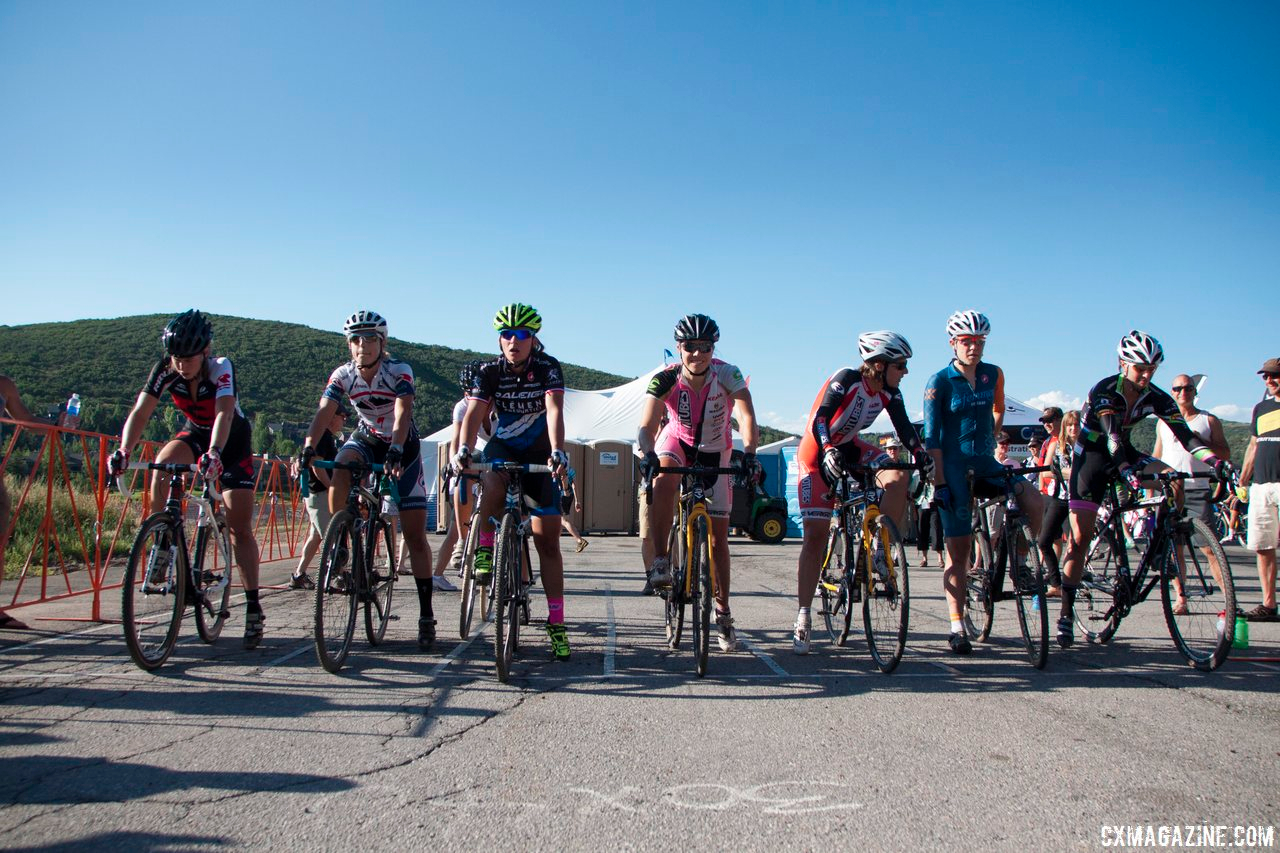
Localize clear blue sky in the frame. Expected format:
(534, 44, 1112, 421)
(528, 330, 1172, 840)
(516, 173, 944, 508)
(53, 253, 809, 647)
(2, 2, 1277, 434)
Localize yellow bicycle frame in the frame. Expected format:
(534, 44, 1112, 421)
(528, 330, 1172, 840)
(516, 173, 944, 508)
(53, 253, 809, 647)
(680, 498, 719, 600)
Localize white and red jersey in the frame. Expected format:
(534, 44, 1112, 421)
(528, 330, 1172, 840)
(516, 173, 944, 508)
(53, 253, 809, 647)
(646, 360, 747, 453)
(797, 367, 921, 469)
(322, 358, 415, 443)
(143, 356, 244, 429)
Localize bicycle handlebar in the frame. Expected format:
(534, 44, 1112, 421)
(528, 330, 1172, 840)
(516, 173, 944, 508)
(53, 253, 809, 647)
(114, 461, 222, 500)
(463, 463, 554, 474)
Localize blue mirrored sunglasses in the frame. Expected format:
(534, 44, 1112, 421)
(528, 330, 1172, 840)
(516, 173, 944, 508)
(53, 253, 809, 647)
(499, 329, 534, 341)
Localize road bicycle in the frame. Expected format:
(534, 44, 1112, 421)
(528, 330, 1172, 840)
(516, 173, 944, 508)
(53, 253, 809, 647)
(1075, 470, 1236, 671)
(466, 462, 548, 683)
(455, 472, 492, 638)
(817, 461, 917, 673)
(306, 460, 399, 673)
(646, 461, 742, 677)
(117, 462, 233, 672)
(963, 466, 1052, 669)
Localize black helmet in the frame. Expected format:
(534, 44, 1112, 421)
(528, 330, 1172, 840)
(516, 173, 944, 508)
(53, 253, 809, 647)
(162, 309, 213, 357)
(674, 313, 720, 343)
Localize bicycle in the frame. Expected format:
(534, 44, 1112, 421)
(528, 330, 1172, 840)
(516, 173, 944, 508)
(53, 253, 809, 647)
(1075, 470, 1236, 670)
(456, 472, 493, 638)
(117, 462, 233, 672)
(816, 461, 917, 673)
(644, 461, 742, 677)
(963, 466, 1052, 669)
(305, 460, 399, 673)
(465, 462, 548, 683)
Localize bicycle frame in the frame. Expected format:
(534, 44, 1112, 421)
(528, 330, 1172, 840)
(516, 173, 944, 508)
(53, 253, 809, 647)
(131, 463, 231, 608)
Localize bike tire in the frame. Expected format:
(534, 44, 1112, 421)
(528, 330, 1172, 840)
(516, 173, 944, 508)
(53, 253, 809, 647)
(494, 512, 519, 682)
(364, 516, 396, 645)
(519, 544, 532, 627)
(820, 526, 852, 646)
(692, 516, 712, 677)
(963, 530, 994, 642)
(458, 519, 482, 637)
(315, 509, 359, 673)
(863, 514, 909, 673)
(1076, 526, 1123, 644)
(121, 513, 187, 672)
(1163, 517, 1236, 671)
(665, 520, 686, 650)
(193, 522, 232, 644)
(1009, 520, 1048, 669)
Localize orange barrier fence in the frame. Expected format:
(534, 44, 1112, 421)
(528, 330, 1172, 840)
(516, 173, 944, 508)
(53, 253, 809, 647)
(0, 418, 310, 622)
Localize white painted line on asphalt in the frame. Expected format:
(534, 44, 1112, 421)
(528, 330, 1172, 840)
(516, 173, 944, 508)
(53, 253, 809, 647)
(264, 643, 313, 668)
(604, 583, 617, 678)
(427, 623, 486, 678)
(0, 621, 119, 659)
(928, 661, 963, 675)
(740, 637, 790, 677)
(1249, 661, 1280, 672)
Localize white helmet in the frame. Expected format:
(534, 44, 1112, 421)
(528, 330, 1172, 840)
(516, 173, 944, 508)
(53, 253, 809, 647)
(946, 309, 991, 338)
(1117, 330, 1164, 365)
(857, 330, 913, 363)
(343, 310, 388, 340)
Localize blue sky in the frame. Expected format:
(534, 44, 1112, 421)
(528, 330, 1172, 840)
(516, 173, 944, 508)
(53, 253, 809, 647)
(2, 2, 1277, 435)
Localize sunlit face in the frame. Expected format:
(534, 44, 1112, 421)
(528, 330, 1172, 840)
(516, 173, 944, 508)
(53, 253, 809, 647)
(170, 350, 206, 380)
(499, 328, 535, 364)
(882, 360, 909, 389)
(679, 340, 714, 372)
(951, 335, 986, 366)
(995, 440, 1009, 461)
(1262, 371, 1280, 399)
(1063, 420, 1080, 445)
(348, 333, 383, 369)
(1121, 361, 1158, 389)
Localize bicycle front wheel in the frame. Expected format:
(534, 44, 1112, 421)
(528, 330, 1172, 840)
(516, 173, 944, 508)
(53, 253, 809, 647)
(692, 517, 712, 677)
(1008, 521, 1048, 669)
(192, 523, 232, 644)
(1163, 517, 1236, 671)
(315, 510, 358, 673)
(1076, 527, 1123, 644)
(121, 513, 187, 672)
(963, 531, 994, 642)
(494, 512, 520, 683)
(458, 519, 482, 638)
(819, 526, 852, 646)
(365, 516, 396, 645)
(863, 514, 909, 673)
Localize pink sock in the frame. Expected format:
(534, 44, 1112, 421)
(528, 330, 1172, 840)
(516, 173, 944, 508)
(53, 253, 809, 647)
(547, 597, 564, 625)
(479, 531, 494, 548)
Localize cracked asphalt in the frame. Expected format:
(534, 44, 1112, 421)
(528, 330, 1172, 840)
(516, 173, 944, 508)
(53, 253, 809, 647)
(1, 536, 1277, 851)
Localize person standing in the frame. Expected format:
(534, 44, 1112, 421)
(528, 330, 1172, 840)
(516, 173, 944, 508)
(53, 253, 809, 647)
(289, 405, 347, 589)
(1239, 358, 1280, 621)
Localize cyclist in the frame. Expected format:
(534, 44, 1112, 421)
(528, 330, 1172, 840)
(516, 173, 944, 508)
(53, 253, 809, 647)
(792, 330, 932, 654)
(451, 303, 573, 661)
(300, 311, 437, 651)
(1055, 330, 1231, 647)
(637, 313, 759, 653)
(108, 310, 267, 649)
(923, 310, 1045, 655)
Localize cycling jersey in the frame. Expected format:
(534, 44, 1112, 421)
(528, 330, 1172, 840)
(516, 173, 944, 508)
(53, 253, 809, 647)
(922, 361, 1005, 459)
(1078, 374, 1209, 458)
(646, 360, 746, 454)
(143, 356, 245, 430)
(322, 358, 415, 444)
(468, 352, 565, 453)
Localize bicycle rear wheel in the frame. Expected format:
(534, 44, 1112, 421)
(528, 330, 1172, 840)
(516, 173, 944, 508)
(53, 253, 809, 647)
(192, 523, 231, 644)
(963, 531, 994, 642)
(458, 519, 482, 637)
(1076, 526, 1123, 644)
(315, 510, 358, 673)
(365, 516, 396, 645)
(1163, 517, 1236, 671)
(121, 513, 187, 672)
(692, 517, 712, 677)
(664, 520, 686, 650)
(863, 514, 909, 673)
(819, 526, 852, 646)
(494, 512, 520, 682)
(1008, 520, 1048, 669)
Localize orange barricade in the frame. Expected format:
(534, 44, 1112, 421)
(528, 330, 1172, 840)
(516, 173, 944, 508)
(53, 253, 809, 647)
(0, 418, 310, 622)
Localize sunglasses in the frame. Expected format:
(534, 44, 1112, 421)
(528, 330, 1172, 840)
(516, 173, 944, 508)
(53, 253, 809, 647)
(681, 342, 714, 354)
(1171, 385, 1195, 393)
(955, 335, 986, 346)
(499, 329, 534, 341)
(887, 361, 908, 370)
(1264, 373, 1280, 380)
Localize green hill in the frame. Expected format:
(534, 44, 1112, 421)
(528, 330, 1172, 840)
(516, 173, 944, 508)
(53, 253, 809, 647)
(1128, 418, 1252, 469)
(0, 315, 796, 452)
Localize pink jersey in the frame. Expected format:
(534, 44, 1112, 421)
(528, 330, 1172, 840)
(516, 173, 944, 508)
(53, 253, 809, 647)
(646, 360, 747, 453)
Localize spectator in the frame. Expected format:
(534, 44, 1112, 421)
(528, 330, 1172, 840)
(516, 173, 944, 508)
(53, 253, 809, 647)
(288, 406, 347, 589)
(1240, 358, 1280, 622)
(1037, 410, 1079, 597)
(429, 362, 491, 590)
(0, 375, 40, 630)
(557, 467, 589, 553)
(915, 478, 944, 568)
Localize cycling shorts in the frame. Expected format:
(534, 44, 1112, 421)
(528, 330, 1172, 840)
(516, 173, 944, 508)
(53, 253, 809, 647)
(796, 444, 891, 522)
(481, 437, 560, 517)
(174, 417, 256, 492)
(938, 454, 1019, 538)
(655, 437, 733, 519)
(1068, 445, 1152, 513)
(339, 429, 428, 512)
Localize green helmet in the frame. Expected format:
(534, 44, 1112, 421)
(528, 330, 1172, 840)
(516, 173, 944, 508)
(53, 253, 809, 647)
(493, 303, 542, 332)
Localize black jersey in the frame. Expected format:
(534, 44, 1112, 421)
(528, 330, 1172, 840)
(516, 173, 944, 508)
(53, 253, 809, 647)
(468, 352, 565, 452)
(143, 356, 245, 431)
(1078, 373, 1205, 457)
